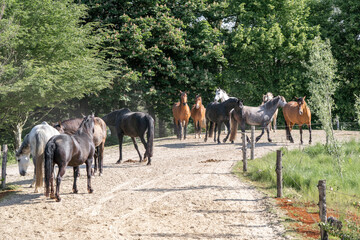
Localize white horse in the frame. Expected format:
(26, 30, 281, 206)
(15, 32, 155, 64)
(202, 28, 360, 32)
(214, 88, 230, 134)
(16, 122, 60, 193)
(261, 92, 278, 132)
(214, 88, 230, 102)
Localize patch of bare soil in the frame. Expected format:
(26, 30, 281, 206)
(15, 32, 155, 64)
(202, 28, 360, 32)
(0, 130, 358, 239)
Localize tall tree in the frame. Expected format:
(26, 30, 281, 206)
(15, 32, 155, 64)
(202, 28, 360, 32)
(225, 0, 320, 105)
(0, 0, 111, 147)
(82, 0, 227, 122)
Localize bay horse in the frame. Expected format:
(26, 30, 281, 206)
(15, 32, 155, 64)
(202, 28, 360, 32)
(204, 97, 238, 144)
(15, 122, 60, 192)
(230, 96, 286, 143)
(45, 115, 95, 202)
(54, 117, 107, 176)
(262, 92, 278, 132)
(172, 91, 191, 140)
(283, 96, 312, 144)
(190, 94, 206, 138)
(102, 108, 154, 165)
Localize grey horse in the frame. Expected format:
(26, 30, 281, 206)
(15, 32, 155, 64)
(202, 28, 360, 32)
(229, 96, 286, 143)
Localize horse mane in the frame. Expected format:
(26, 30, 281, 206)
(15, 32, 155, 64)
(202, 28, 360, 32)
(76, 115, 93, 136)
(16, 134, 31, 156)
(262, 96, 281, 109)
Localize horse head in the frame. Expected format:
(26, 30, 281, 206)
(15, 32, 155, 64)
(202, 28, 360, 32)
(180, 91, 188, 106)
(195, 95, 202, 109)
(214, 88, 222, 102)
(295, 96, 306, 115)
(277, 95, 287, 107)
(16, 134, 31, 176)
(79, 115, 95, 136)
(53, 121, 65, 133)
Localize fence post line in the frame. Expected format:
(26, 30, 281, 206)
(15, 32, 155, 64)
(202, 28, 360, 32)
(251, 126, 255, 160)
(242, 131, 247, 172)
(318, 180, 328, 240)
(1, 144, 8, 189)
(276, 150, 283, 198)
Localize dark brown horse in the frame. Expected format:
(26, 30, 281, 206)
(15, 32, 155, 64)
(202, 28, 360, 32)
(172, 91, 191, 140)
(283, 96, 312, 144)
(102, 108, 154, 165)
(45, 115, 95, 202)
(190, 95, 206, 139)
(54, 117, 107, 175)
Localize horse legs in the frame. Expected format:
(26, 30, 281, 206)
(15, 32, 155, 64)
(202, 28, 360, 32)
(86, 157, 94, 194)
(204, 119, 209, 142)
(131, 137, 143, 162)
(194, 121, 198, 139)
(256, 127, 265, 143)
(288, 122, 295, 143)
(216, 122, 222, 144)
(93, 147, 98, 176)
(184, 121, 188, 140)
(98, 142, 105, 175)
(73, 166, 79, 193)
(139, 136, 151, 165)
(55, 166, 66, 202)
(223, 120, 231, 143)
(308, 124, 312, 144)
(214, 123, 218, 142)
(178, 120, 183, 140)
(266, 125, 272, 142)
(116, 131, 124, 164)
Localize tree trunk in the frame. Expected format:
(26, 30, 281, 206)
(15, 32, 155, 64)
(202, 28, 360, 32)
(158, 118, 166, 138)
(13, 122, 23, 150)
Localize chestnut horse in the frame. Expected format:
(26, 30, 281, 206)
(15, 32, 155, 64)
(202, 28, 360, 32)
(283, 96, 312, 144)
(45, 115, 95, 202)
(172, 91, 191, 140)
(191, 95, 206, 138)
(54, 117, 107, 176)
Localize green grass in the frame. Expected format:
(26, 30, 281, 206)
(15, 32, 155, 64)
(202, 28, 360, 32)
(233, 140, 360, 220)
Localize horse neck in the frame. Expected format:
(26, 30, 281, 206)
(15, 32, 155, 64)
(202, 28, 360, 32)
(264, 97, 281, 113)
(221, 93, 229, 102)
(18, 136, 31, 155)
(223, 98, 238, 112)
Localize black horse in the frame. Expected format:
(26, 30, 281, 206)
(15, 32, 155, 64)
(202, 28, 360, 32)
(204, 97, 238, 144)
(44, 115, 95, 202)
(102, 108, 154, 165)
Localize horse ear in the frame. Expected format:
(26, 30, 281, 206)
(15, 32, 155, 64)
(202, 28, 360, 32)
(303, 96, 306, 100)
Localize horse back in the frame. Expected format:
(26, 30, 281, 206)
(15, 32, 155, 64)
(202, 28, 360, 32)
(93, 117, 107, 147)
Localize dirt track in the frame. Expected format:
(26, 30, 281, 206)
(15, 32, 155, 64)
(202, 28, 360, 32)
(1, 129, 359, 240)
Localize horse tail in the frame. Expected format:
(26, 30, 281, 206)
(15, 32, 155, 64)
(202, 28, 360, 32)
(229, 110, 238, 142)
(146, 115, 154, 158)
(35, 134, 45, 189)
(44, 138, 56, 197)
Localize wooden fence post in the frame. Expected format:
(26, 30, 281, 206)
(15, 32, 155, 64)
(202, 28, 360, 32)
(318, 180, 328, 240)
(242, 131, 247, 172)
(1, 144, 8, 189)
(276, 150, 283, 198)
(251, 126, 255, 160)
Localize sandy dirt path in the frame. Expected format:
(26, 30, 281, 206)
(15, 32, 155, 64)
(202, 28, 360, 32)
(1, 129, 359, 240)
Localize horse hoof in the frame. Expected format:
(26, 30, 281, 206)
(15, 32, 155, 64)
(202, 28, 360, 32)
(99, 173, 103, 177)
(268, 139, 272, 143)
(115, 160, 122, 164)
(88, 189, 94, 194)
(231, 141, 234, 144)
(73, 189, 78, 194)
(55, 197, 61, 202)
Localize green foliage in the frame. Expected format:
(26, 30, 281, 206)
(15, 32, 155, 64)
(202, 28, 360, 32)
(225, 0, 320, 105)
(355, 95, 360, 126)
(81, 0, 227, 119)
(0, 0, 111, 144)
(305, 37, 343, 174)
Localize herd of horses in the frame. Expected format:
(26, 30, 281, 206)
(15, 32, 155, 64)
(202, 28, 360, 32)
(16, 110, 154, 202)
(14, 88, 311, 202)
(172, 88, 312, 145)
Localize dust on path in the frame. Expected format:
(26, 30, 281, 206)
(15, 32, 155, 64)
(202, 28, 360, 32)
(1, 130, 358, 240)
